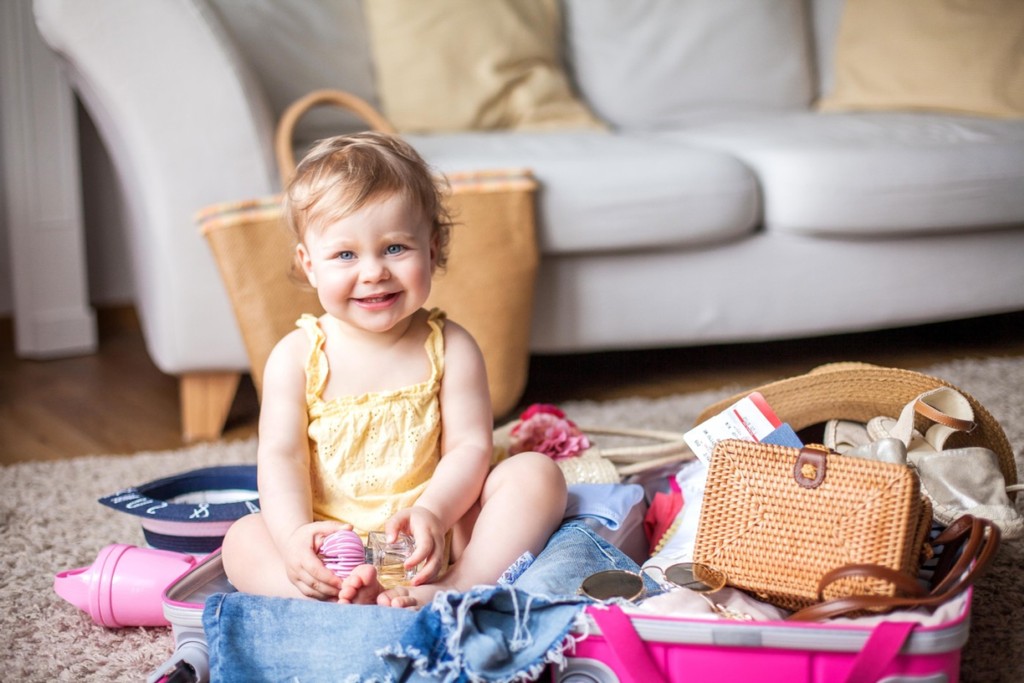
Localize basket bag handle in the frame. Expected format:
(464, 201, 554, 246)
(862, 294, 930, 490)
(273, 88, 397, 185)
(789, 514, 1000, 622)
(576, 425, 693, 476)
(494, 420, 694, 479)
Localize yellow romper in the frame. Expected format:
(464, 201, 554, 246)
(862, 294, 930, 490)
(298, 309, 445, 539)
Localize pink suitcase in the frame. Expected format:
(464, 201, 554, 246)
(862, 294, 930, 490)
(553, 595, 970, 683)
(146, 549, 971, 683)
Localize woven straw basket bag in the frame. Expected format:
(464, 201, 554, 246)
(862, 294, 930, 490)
(198, 90, 539, 417)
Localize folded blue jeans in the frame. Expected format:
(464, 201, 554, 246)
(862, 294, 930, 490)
(203, 520, 660, 682)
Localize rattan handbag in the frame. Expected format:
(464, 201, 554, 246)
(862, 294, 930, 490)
(693, 440, 934, 613)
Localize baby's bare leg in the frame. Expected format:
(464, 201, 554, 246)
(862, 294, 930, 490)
(222, 513, 308, 598)
(392, 451, 567, 606)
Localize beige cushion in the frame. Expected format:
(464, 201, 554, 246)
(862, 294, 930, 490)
(363, 0, 604, 133)
(818, 0, 1024, 118)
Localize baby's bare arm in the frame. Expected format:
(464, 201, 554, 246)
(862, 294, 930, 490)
(257, 331, 343, 596)
(408, 321, 493, 540)
(383, 322, 566, 600)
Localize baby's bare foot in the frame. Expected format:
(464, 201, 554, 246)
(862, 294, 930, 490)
(377, 583, 445, 609)
(338, 564, 383, 605)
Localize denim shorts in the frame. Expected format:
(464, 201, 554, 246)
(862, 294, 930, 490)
(203, 520, 660, 682)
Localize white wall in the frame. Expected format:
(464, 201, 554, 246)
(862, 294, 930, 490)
(0, 7, 133, 323)
(0, 113, 134, 322)
(0, 0, 97, 357)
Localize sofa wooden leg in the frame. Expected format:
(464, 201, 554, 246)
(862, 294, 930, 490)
(179, 372, 241, 442)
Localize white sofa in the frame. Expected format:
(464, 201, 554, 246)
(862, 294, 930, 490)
(33, 0, 1024, 439)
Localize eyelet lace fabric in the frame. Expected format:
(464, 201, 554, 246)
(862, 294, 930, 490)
(297, 309, 445, 539)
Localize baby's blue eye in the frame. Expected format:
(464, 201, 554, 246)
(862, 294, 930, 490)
(385, 244, 405, 255)
(337, 251, 355, 261)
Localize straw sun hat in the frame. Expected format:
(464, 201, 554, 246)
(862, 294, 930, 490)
(695, 362, 1017, 492)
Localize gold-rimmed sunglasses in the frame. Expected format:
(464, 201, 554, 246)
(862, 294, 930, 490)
(577, 562, 753, 620)
(577, 562, 726, 602)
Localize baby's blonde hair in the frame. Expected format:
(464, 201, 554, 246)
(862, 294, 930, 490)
(283, 132, 453, 276)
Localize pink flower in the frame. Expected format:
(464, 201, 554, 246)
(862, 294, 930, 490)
(509, 404, 591, 460)
(519, 403, 566, 421)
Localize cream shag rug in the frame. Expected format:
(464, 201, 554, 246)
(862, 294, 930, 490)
(2, 357, 1022, 682)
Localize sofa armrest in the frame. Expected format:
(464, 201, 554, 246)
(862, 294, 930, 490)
(33, 0, 278, 373)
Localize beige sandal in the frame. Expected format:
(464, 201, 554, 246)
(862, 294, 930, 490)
(866, 387, 974, 454)
(863, 387, 1023, 539)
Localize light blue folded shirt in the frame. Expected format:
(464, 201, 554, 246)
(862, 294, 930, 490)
(563, 483, 645, 530)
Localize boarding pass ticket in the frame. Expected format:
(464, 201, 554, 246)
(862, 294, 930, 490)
(684, 391, 782, 465)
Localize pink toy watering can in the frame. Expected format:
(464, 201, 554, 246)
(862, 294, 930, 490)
(54, 544, 197, 627)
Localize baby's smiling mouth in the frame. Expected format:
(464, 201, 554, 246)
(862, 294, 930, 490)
(357, 292, 399, 304)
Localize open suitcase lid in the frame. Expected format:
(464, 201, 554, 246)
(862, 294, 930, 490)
(162, 548, 236, 628)
(149, 550, 236, 683)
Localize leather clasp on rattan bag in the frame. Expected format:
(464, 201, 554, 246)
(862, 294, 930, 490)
(794, 445, 828, 489)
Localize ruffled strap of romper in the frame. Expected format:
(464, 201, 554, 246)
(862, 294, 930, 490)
(296, 314, 329, 404)
(425, 308, 446, 387)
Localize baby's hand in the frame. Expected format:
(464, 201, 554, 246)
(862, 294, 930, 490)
(386, 507, 445, 585)
(282, 521, 349, 600)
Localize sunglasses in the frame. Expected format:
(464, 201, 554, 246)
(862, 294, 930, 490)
(578, 562, 726, 602)
(578, 563, 753, 620)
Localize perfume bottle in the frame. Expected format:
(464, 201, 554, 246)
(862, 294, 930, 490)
(366, 531, 417, 588)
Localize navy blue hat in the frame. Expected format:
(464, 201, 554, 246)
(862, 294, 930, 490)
(98, 465, 259, 554)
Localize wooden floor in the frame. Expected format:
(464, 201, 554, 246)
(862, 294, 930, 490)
(2, 306, 1023, 465)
